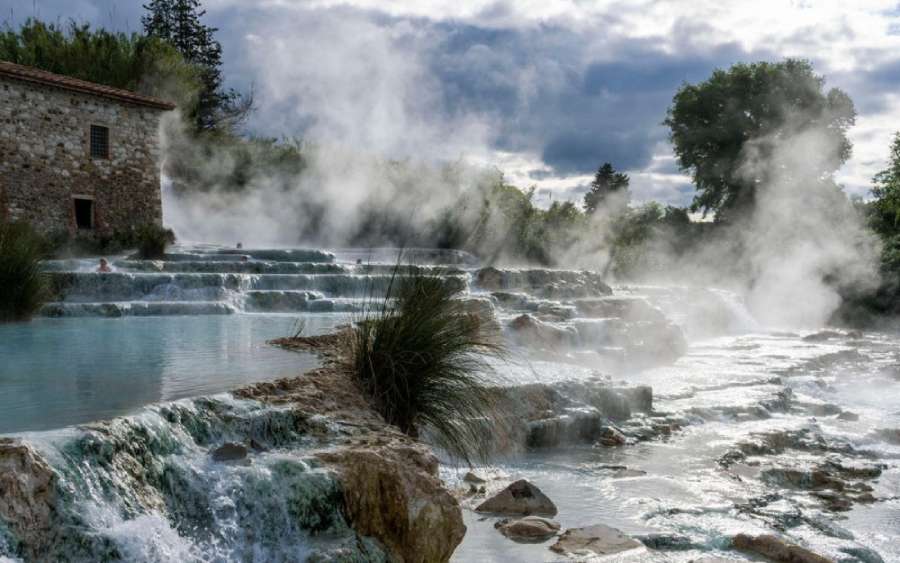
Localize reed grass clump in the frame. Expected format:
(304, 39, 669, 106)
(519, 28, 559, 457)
(349, 268, 503, 463)
(0, 222, 49, 322)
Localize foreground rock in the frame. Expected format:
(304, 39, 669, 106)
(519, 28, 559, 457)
(475, 479, 558, 516)
(550, 524, 643, 557)
(318, 439, 465, 563)
(732, 534, 831, 563)
(495, 516, 560, 542)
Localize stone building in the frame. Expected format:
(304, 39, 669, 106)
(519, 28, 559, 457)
(0, 61, 175, 237)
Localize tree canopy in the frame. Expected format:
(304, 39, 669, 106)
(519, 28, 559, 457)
(664, 59, 855, 219)
(583, 163, 630, 214)
(870, 132, 900, 238)
(0, 18, 198, 105)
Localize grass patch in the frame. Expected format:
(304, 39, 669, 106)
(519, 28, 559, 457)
(348, 267, 504, 463)
(0, 222, 49, 322)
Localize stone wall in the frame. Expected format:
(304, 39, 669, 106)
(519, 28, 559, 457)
(0, 77, 167, 237)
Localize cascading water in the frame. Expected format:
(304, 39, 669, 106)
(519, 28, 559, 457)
(2, 396, 387, 562)
(3, 245, 898, 562)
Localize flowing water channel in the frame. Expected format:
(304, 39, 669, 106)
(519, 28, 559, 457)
(1, 245, 898, 562)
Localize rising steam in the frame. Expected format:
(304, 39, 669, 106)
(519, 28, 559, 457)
(158, 7, 880, 330)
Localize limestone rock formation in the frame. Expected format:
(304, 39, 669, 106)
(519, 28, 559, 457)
(0, 438, 58, 561)
(475, 479, 558, 516)
(549, 524, 643, 557)
(317, 439, 466, 563)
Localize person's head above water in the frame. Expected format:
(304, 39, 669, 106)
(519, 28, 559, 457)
(236, 242, 243, 249)
(97, 258, 111, 273)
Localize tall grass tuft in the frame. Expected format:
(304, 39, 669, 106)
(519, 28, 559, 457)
(0, 222, 49, 322)
(349, 267, 503, 463)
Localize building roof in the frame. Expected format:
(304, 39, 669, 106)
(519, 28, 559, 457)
(0, 60, 176, 111)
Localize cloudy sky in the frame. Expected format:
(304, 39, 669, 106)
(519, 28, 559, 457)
(4, 0, 900, 207)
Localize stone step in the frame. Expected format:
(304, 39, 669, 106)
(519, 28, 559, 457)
(40, 301, 237, 317)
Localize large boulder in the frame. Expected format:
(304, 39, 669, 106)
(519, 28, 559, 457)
(495, 516, 560, 542)
(317, 440, 465, 563)
(550, 524, 643, 557)
(475, 479, 558, 516)
(732, 534, 832, 563)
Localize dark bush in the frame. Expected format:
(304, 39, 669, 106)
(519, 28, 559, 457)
(135, 224, 176, 259)
(0, 222, 49, 322)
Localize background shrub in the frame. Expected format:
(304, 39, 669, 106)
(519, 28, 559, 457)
(135, 224, 176, 259)
(0, 222, 49, 322)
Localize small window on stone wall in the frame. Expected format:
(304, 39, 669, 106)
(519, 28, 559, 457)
(74, 198, 94, 230)
(90, 125, 109, 159)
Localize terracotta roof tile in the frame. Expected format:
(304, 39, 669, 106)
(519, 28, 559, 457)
(0, 60, 176, 111)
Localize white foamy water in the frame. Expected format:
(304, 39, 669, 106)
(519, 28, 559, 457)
(450, 329, 900, 562)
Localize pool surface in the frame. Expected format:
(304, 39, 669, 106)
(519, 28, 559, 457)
(0, 315, 343, 434)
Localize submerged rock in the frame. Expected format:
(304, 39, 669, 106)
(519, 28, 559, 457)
(475, 479, 558, 516)
(211, 442, 249, 463)
(549, 524, 643, 557)
(596, 425, 627, 447)
(732, 533, 831, 563)
(636, 532, 694, 551)
(612, 468, 647, 478)
(802, 330, 844, 342)
(495, 516, 560, 542)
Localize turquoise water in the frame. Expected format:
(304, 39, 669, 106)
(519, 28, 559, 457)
(0, 315, 342, 435)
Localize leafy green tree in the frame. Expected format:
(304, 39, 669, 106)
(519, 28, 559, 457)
(665, 59, 855, 219)
(583, 163, 630, 214)
(870, 132, 900, 237)
(143, 0, 251, 131)
(0, 18, 199, 106)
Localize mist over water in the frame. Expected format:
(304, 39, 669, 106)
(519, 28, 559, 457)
(161, 78, 880, 331)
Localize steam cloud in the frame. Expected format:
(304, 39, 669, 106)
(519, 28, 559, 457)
(162, 8, 494, 247)
(158, 6, 881, 330)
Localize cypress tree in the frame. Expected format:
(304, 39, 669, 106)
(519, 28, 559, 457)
(583, 163, 630, 214)
(142, 0, 249, 131)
